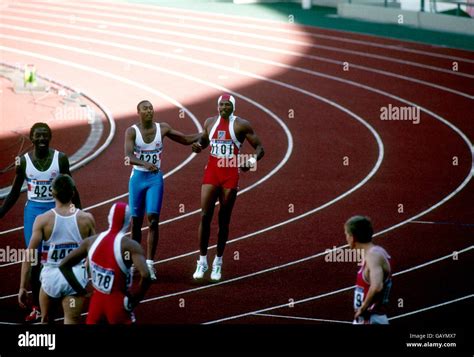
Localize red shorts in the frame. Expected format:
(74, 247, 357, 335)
(202, 157, 239, 190)
(86, 291, 133, 325)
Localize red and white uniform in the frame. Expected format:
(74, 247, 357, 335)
(86, 202, 133, 324)
(353, 246, 392, 324)
(202, 115, 242, 189)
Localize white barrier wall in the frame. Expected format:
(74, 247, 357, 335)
(337, 3, 474, 34)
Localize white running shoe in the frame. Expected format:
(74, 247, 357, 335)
(146, 259, 157, 281)
(193, 261, 208, 280)
(210, 262, 222, 282)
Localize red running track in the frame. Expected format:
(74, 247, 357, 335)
(0, 0, 472, 329)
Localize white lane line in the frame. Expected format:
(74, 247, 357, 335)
(250, 294, 474, 324)
(7, 3, 473, 79)
(410, 220, 474, 226)
(202, 245, 474, 324)
(253, 313, 353, 324)
(0, 17, 470, 100)
(389, 294, 474, 320)
(88, 0, 474, 63)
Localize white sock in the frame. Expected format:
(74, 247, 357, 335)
(146, 259, 153, 265)
(213, 256, 223, 266)
(199, 255, 208, 265)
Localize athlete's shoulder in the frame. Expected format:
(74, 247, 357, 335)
(36, 209, 55, 225)
(77, 209, 94, 223)
(204, 115, 218, 128)
(234, 117, 252, 131)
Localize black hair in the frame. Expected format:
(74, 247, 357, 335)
(345, 216, 373, 243)
(137, 100, 152, 111)
(52, 174, 76, 204)
(29, 122, 52, 140)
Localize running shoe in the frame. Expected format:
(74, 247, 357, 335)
(193, 261, 208, 280)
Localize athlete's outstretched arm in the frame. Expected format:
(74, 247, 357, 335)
(59, 153, 82, 209)
(18, 216, 44, 308)
(123, 239, 151, 310)
(161, 122, 201, 145)
(0, 157, 26, 219)
(59, 237, 93, 296)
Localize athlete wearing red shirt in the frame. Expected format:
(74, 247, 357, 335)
(345, 216, 392, 324)
(191, 94, 264, 281)
(60, 202, 151, 324)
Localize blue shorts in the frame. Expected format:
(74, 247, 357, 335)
(128, 169, 164, 218)
(24, 200, 55, 247)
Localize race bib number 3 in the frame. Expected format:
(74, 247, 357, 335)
(210, 140, 234, 158)
(90, 262, 115, 294)
(354, 286, 365, 309)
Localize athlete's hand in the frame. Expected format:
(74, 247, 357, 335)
(18, 288, 28, 309)
(143, 162, 159, 172)
(354, 307, 365, 320)
(241, 157, 257, 172)
(124, 295, 136, 312)
(192, 142, 202, 153)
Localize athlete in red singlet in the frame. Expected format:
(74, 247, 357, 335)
(345, 216, 392, 325)
(191, 94, 264, 281)
(60, 202, 151, 324)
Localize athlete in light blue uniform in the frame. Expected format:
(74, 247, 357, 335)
(0, 122, 81, 321)
(124, 100, 199, 280)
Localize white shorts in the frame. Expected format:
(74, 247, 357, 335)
(40, 264, 87, 299)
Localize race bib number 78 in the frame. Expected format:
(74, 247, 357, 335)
(90, 261, 115, 294)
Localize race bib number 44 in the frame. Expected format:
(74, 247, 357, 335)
(47, 243, 77, 265)
(90, 261, 115, 294)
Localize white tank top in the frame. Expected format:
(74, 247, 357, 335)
(42, 209, 83, 267)
(25, 150, 60, 203)
(132, 123, 163, 172)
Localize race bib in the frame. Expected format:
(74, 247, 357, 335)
(210, 140, 234, 159)
(46, 243, 78, 265)
(354, 286, 364, 309)
(29, 180, 53, 201)
(90, 261, 115, 294)
(136, 150, 161, 166)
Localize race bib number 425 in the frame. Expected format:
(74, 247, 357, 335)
(30, 182, 53, 200)
(90, 261, 115, 294)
